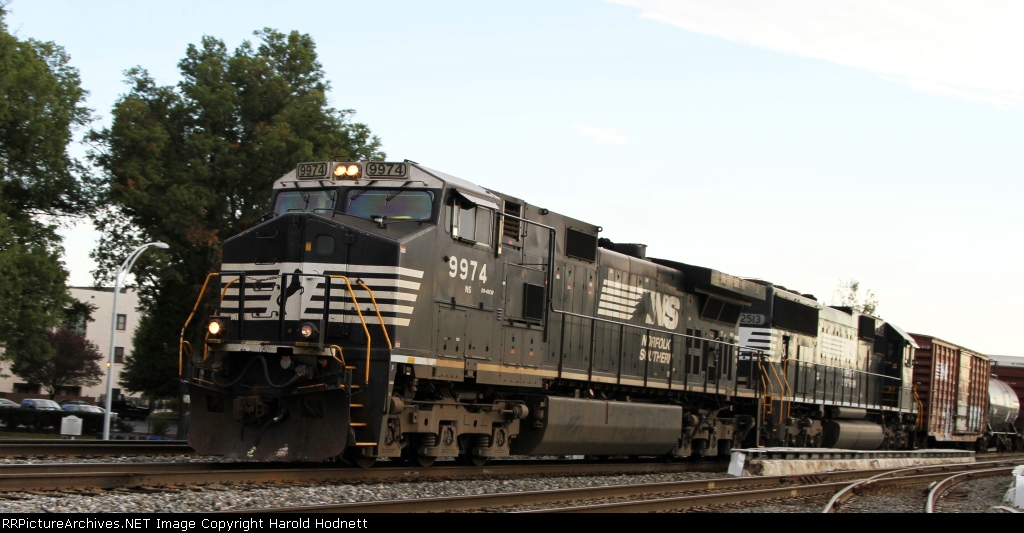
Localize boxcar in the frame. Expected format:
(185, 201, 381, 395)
(908, 334, 989, 448)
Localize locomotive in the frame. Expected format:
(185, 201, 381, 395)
(179, 160, 1018, 464)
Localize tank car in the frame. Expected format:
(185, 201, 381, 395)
(986, 377, 1021, 452)
(990, 354, 1024, 451)
(180, 160, 925, 465)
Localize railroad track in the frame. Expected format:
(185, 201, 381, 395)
(3, 455, 1019, 513)
(823, 460, 1023, 513)
(228, 459, 1024, 513)
(0, 459, 726, 493)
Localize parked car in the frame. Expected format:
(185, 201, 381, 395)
(60, 400, 92, 407)
(0, 398, 18, 408)
(62, 404, 104, 415)
(109, 399, 150, 421)
(20, 399, 61, 410)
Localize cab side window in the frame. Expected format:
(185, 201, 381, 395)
(450, 195, 493, 246)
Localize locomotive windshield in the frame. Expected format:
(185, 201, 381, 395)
(274, 189, 337, 215)
(345, 189, 434, 221)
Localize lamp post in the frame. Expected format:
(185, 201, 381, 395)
(102, 241, 169, 440)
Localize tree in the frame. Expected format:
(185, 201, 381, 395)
(0, 4, 93, 365)
(833, 279, 879, 317)
(87, 28, 384, 399)
(11, 328, 104, 399)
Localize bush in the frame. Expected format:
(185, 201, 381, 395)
(113, 418, 134, 433)
(150, 418, 170, 437)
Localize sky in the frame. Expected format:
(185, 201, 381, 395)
(6, 0, 1023, 356)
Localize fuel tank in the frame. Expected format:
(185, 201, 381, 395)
(822, 419, 884, 450)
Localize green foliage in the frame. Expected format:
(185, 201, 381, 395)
(113, 417, 134, 433)
(834, 279, 880, 317)
(10, 328, 105, 399)
(0, 215, 68, 363)
(0, 5, 92, 364)
(0, 4, 93, 219)
(150, 417, 170, 437)
(88, 27, 385, 398)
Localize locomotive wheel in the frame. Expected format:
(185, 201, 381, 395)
(458, 453, 489, 467)
(413, 453, 436, 468)
(345, 448, 377, 469)
(402, 442, 436, 467)
(353, 455, 377, 468)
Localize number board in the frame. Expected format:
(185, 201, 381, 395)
(739, 313, 766, 326)
(296, 162, 329, 179)
(365, 162, 408, 178)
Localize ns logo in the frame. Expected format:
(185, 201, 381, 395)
(634, 291, 681, 330)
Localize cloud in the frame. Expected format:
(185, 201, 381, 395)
(575, 125, 630, 144)
(608, 0, 1024, 109)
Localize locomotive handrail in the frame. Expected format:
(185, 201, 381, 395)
(770, 359, 792, 419)
(758, 362, 775, 425)
(208, 276, 243, 361)
(547, 307, 760, 352)
(913, 385, 924, 429)
(756, 357, 783, 424)
(356, 279, 393, 351)
(328, 275, 377, 384)
(549, 306, 767, 400)
(496, 211, 559, 340)
(179, 272, 219, 376)
(778, 357, 914, 413)
(330, 344, 347, 367)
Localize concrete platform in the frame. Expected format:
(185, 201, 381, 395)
(728, 447, 975, 477)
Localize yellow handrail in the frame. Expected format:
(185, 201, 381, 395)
(912, 384, 923, 429)
(330, 344, 346, 367)
(357, 279, 393, 350)
(179, 273, 218, 376)
(778, 358, 806, 419)
(329, 275, 374, 383)
(755, 353, 778, 424)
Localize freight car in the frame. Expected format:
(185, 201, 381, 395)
(990, 354, 1024, 451)
(179, 160, 975, 464)
(906, 335, 1021, 452)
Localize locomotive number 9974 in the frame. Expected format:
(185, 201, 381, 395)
(365, 162, 408, 178)
(448, 255, 488, 282)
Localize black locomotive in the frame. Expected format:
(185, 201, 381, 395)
(180, 160, 1016, 464)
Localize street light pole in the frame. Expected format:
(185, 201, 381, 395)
(102, 241, 169, 440)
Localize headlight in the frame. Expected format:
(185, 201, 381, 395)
(333, 163, 361, 179)
(207, 317, 228, 337)
(299, 322, 318, 339)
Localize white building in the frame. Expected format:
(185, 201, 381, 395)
(0, 286, 143, 403)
